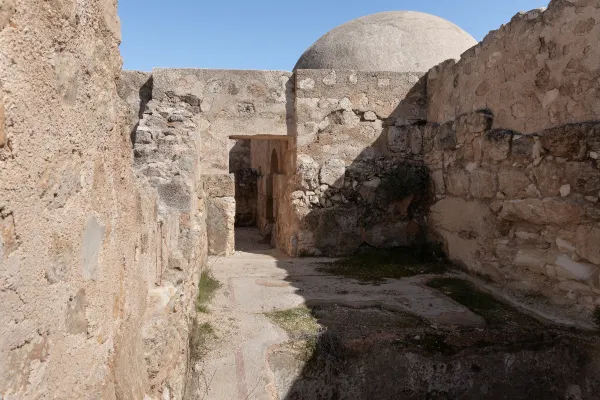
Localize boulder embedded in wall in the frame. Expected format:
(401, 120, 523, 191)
(455, 111, 493, 143)
(513, 248, 554, 273)
(207, 197, 235, 256)
(499, 198, 586, 225)
(533, 162, 565, 197)
(319, 159, 346, 188)
(365, 221, 421, 248)
(555, 255, 598, 283)
(540, 124, 585, 157)
(430, 197, 494, 240)
(484, 130, 512, 161)
(81, 216, 105, 281)
(498, 169, 531, 198)
(576, 225, 600, 265)
(446, 168, 470, 197)
(469, 169, 496, 199)
(297, 154, 319, 190)
(565, 162, 600, 195)
(434, 122, 456, 150)
(203, 174, 235, 198)
(388, 125, 410, 153)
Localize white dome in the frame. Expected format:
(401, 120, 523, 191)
(295, 11, 477, 72)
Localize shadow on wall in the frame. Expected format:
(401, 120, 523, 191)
(131, 76, 153, 145)
(290, 75, 433, 257)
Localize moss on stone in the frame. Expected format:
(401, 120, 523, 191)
(317, 245, 448, 284)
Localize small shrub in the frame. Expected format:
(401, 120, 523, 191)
(196, 270, 221, 313)
(381, 163, 430, 200)
(189, 320, 215, 360)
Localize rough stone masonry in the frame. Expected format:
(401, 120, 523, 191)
(2, 0, 600, 399)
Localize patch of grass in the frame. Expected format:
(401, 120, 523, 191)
(196, 270, 221, 313)
(189, 320, 215, 360)
(317, 245, 448, 284)
(265, 307, 321, 339)
(593, 306, 600, 327)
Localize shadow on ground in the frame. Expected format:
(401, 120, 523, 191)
(246, 231, 600, 400)
(182, 228, 600, 400)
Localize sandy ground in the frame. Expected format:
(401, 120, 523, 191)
(188, 228, 485, 400)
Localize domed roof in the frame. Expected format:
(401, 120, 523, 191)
(295, 11, 477, 72)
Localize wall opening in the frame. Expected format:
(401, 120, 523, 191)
(267, 149, 279, 222)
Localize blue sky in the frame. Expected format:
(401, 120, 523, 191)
(118, 0, 549, 72)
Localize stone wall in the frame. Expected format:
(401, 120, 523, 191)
(295, 69, 426, 165)
(287, 69, 428, 255)
(0, 0, 175, 398)
(151, 68, 294, 174)
(422, 111, 600, 311)
(427, 0, 600, 133)
(421, 0, 600, 312)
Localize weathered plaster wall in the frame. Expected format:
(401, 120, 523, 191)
(151, 68, 294, 174)
(427, 0, 600, 133)
(0, 1, 168, 398)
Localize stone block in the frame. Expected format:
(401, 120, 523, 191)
(432, 170, 445, 194)
(498, 169, 531, 198)
(446, 168, 470, 196)
(319, 159, 346, 188)
(469, 169, 496, 199)
(484, 130, 512, 161)
(434, 122, 456, 150)
(296, 154, 319, 190)
(565, 162, 600, 195)
(203, 174, 235, 198)
(511, 134, 535, 157)
(576, 225, 600, 265)
(555, 254, 598, 283)
(540, 124, 585, 157)
(499, 198, 586, 225)
(207, 197, 235, 256)
(513, 248, 552, 272)
(363, 111, 377, 121)
(455, 110, 493, 144)
(411, 126, 423, 154)
(533, 162, 565, 197)
(387, 125, 410, 153)
(81, 216, 105, 281)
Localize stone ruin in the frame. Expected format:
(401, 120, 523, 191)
(1, 1, 600, 399)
